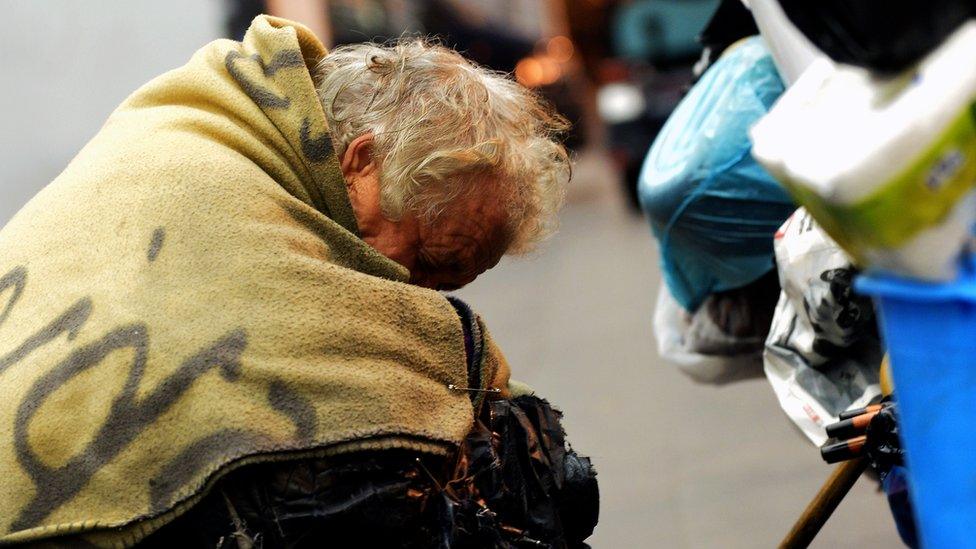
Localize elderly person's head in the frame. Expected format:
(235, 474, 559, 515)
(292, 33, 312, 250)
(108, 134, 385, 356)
(317, 39, 570, 290)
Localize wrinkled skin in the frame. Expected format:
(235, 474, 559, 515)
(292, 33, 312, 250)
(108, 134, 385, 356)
(341, 134, 510, 291)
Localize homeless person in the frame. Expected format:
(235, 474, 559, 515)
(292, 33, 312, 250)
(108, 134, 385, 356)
(0, 15, 597, 547)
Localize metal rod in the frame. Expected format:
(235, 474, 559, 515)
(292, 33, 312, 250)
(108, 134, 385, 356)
(447, 384, 501, 394)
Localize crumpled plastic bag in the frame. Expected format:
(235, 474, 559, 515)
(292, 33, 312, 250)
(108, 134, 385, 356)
(764, 208, 883, 445)
(638, 35, 796, 312)
(446, 395, 599, 548)
(653, 271, 779, 385)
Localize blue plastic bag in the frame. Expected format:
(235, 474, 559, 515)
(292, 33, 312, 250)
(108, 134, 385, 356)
(638, 36, 795, 311)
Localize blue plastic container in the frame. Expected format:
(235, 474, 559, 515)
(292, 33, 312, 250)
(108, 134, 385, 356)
(857, 256, 976, 548)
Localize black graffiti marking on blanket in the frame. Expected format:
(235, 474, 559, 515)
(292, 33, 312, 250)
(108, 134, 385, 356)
(145, 378, 318, 513)
(0, 266, 27, 328)
(300, 117, 335, 162)
(147, 227, 166, 262)
(11, 327, 248, 530)
(148, 428, 269, 514)
(261, 49, 305, 76)
(268, 379, 318, 443)
(224, 50, 305, 110)
(0, 298, 93, 376)
(225, 51, 290, 108)
(223, 47, 335, 166)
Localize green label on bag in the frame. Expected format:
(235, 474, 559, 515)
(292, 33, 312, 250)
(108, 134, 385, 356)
(780, 101, 976, 264)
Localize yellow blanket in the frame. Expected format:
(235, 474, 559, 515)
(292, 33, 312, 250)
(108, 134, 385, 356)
(0, 15, 500, 546)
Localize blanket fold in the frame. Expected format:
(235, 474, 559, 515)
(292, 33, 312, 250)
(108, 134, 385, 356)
(0, 15, 501, 546)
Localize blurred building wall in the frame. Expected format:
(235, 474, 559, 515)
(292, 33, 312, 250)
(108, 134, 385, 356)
(462, 0, 546, 40)
(0, 0, 223, 225)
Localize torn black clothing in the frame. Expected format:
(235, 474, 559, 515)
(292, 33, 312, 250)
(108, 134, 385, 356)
(140, 396, 598, 548)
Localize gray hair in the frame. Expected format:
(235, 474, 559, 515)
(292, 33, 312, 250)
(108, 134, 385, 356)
(316, 38, 571, 253)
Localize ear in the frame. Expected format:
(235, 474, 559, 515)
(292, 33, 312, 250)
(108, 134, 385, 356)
(340, 133, 377, 184)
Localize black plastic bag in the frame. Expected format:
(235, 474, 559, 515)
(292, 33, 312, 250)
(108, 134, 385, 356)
(444, 395, 600, 548)
(778, 0, 975, 73)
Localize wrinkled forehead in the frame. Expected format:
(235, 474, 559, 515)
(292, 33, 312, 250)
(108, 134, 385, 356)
(452, 183, 513, 240)
(426, 188, 512, 264)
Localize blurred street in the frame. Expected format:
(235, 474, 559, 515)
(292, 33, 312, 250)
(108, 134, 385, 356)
(0, 2, 902, 546)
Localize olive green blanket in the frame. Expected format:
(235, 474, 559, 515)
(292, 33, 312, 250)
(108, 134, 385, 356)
(0, 16, 500, 546)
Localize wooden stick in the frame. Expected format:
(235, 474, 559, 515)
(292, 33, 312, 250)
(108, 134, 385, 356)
(779, 457, 869, 548)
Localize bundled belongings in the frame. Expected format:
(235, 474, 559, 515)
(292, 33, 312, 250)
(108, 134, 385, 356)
(0, 15, 593, 546)
(764, 209, 883, 446)
(747, 5, 976, 546)
(639, 36, 794, 312)
(641, 36, 794, 382)
(751, 21, 976, 281)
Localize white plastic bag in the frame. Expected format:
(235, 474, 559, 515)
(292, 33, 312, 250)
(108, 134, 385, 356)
(654, 282, 768, 385)
(742, 0, 821, 85)
(764, 209, 883, 445)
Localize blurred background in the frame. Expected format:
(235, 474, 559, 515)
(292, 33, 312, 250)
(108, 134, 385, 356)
(0, 1, 900, 546)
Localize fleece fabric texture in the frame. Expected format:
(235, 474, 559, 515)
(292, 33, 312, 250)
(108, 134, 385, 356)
(0, 15, 502, 546)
